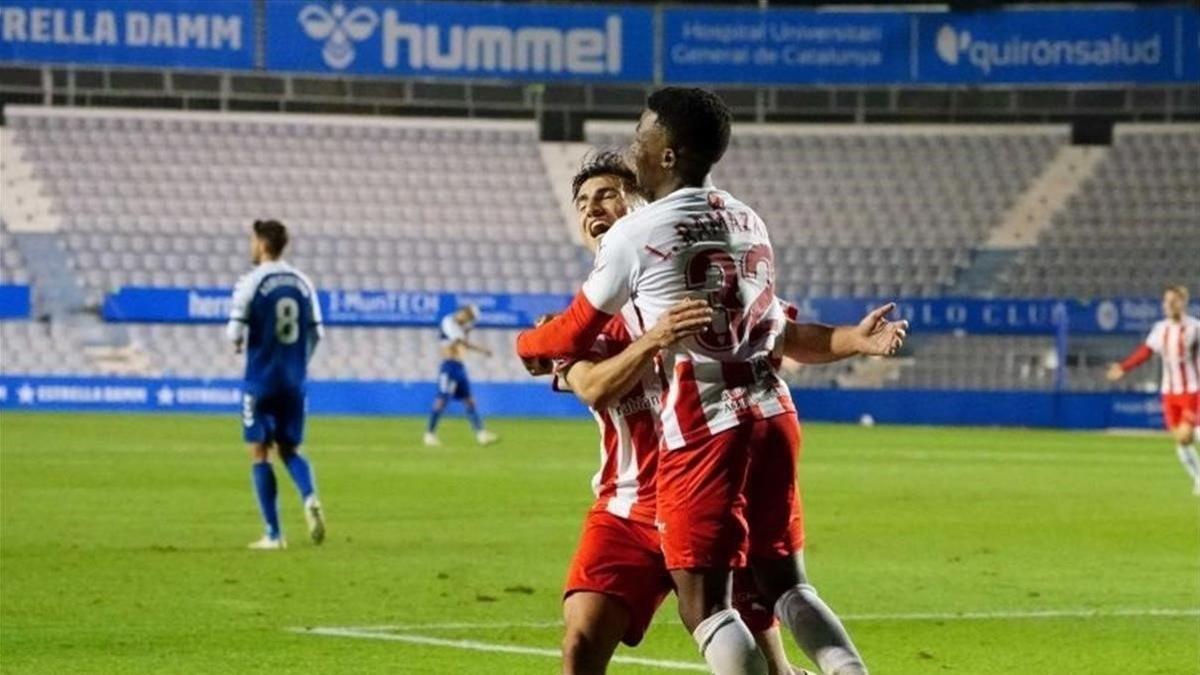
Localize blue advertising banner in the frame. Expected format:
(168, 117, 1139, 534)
(264, 0, 654, 83)
(914, 7, 1189, 85)
(103, 288, 1193, 337)
(101, 286, 572, 328)
(0, 284, 31, 319)
(0, 375, 1162, 429)
(662, 5, 1198, 85)
(0, 375, 592, 418)
(1183, 7, 1200, 82)
(663, 8, 911, 85)
(0, 0, 255, 69)
(788, 297, 1200, 336)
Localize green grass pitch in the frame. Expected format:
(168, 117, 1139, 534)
(1, 411, 1197, 674)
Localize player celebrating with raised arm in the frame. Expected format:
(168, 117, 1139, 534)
(1107, 285, 1200, 495)
(519, 89, 901, 675)
(424, 305, 498, 447)
(227, 220, 326, 551)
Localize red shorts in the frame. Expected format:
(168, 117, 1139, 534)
(564, 510, 672, 646)
(1162, 393, 1200, 430)
(657, 415, 805, 570)
(563, 509, 778, 645)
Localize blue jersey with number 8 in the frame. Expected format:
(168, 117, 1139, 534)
(226, 261, 323, 392)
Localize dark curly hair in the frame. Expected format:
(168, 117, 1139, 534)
(646, 87, 732, 184)
(570, 149, 638, 201)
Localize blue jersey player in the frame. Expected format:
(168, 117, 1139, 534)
(424, 305, 498, 446)
(226, 219, 326, 550)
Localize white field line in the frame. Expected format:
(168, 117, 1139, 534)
(878, 449, 1162, 465)
(290, 627, 708, 671)
(297, 606, 1200, 634)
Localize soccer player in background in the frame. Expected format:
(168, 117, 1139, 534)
(226, 219, 326, 550)
(1107, 285, 1200, 495)
(520, 89, 902, 675)
(424, 305, 498, 447)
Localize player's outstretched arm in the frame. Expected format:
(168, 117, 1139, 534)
(783, 302, 908, 364)
(1107, 344, 1152, 381)
(464, 341, 494, 357)
(564, 299, 712, 409)
(517, 228, 639, 363)
(516, 291, 614, 361)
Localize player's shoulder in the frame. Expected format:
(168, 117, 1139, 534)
(282, 262, 318, 294)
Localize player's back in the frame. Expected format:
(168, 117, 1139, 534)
(236, 261, 321, 392)
(597, 186, 790, 446)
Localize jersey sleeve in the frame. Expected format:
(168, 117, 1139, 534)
(776, 297, 800, 321)
(225, 273, 255, 344)
(305, 276, 324, 342)
(581, 229, 639, 315)
(1144, 322, 1166, 354)
(441, 315, 466, 343)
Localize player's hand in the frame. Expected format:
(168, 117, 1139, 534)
(1105, 363, 1125, 381)
(854, 302, 907, 357)
(645, 299, 713, 350)
(521, 313, 558, 376)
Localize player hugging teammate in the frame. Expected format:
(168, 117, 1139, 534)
(518, 89, 908, 675)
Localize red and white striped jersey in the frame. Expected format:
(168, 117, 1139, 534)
(555, 318, 662, 526)
(581, 186, 793, 450)
(1145, 317, 1200, 395)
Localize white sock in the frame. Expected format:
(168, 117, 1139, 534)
(1177, 445, 1200, 481)
(775, 585, 867, 675)
(692, 608, 767, 675)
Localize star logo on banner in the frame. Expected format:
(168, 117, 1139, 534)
(157, 386, 175, 407)
(18, 383, 35, 405)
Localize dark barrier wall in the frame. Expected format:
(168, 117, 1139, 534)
(0, 376, 1165, 429)
(2, 1, 1197, 85)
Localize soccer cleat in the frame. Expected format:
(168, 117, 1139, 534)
(247, 535, 286, 550)
(423, 432, 441, 447)
(476, 430, 498, 446)
(1193, 479, 1200, 497)
(304, 496, 326, 545)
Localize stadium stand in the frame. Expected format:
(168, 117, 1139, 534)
(1, 106, 1195, 394)
(4, 108, 586, 301)
(587, 123, 1068, 299)
(0, 219, 30, 285)
(995, 126, 1200, 298)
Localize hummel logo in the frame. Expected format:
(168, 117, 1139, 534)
(298, 2, 379, 70)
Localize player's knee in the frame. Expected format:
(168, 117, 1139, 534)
(275, 443, 298, 460)
(561, 628, 610, 675)
(248, 443, 270, 462)
(1175, 424, 1195, 444)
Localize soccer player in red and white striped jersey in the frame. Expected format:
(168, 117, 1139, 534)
(1108, 285, 1200, 495)
(550, 152, 904, 674)
(518, 89, 905, 675)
